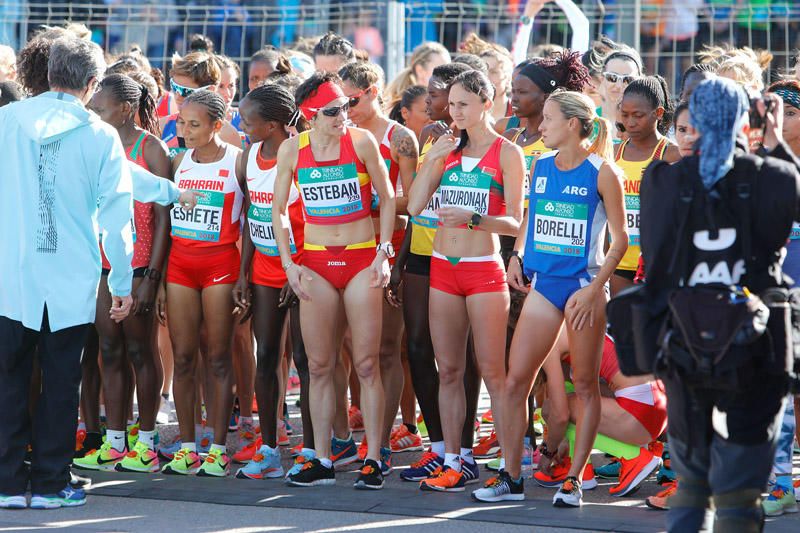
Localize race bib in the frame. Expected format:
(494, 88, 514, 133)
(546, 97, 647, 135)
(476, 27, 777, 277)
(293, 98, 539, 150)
(439, 168, 491, 215)
(533, 199, 588, 257)
(171, 191, 224, 242)
(791, 223, 800, 241)
(248, 204, 296, 256)
(523, 155, 535, 203)
(411, 188, 441, 229)
(625, 194, 640, 246)
(297, 163, 363, 218)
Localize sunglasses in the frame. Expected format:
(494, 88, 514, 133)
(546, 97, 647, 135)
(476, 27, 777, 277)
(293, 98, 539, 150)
(348, 87, 372, 108)
(320, 102, 350, 118)
(170, 79, 212, 98)
(603, 72, 637, 85)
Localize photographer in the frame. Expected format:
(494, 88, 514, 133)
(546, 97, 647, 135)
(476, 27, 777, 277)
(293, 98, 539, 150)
(639, 77, 800, 532)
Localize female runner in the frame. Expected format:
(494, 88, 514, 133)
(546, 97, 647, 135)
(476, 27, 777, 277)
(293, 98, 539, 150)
(388, 85, 430, 141)
(597, 48, 642, 140)
(274, 72, 396, 490)
(161, 90, 243, 478)
(409, 70, 525, 492)
(494, 90, 626, 507)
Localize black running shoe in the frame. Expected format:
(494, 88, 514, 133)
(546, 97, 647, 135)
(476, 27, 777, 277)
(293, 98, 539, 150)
(286, 458, 335, 487)
(354, 459, 384, 490)
(553, 476, 583, 508)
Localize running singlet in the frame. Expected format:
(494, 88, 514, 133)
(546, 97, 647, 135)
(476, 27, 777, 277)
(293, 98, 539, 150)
(294, 129, 372, 225)
(157, 92, 175, 119)
(439, 137, 506, 227)
(171, 144, 243, 247)
(511, 130, 550, 208)
(246, 142, 304, 287)
(409, 137, 440, 256)
(615, 138, 668, 271)
(523, 150, 608, 280)
(161, 113, 187, 159)
(372, 120, 401, 217)
(100, 131, 155, 270)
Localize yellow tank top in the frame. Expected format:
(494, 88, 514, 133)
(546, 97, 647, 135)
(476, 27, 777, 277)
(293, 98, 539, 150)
(410, 137, 438, 256)
(511, 130, 550, 209)
(615, 137, 669, 271)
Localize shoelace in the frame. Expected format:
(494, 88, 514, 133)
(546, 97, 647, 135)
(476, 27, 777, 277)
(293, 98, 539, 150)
(484, 476, 501, 488)
(561, 477, 579, 493)
(769, 487, 788, 500)
(301, 460, 316, 471)
(252, 453, 265, 462)
(126, 449, 139, 458)
(477, 431, 497, 445)
(410, 452, 438, 468)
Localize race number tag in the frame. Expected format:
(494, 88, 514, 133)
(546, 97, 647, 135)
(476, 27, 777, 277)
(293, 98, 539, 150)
(533, 199, 588, 257)
(297, 163, 363, 218)
(248, 204, 296, 256)
(411, 188, 441, 229)
(439, 169, 491, 215)
(791, 222, 800, 240)
(625, 194, 640, 246)
(171, 191, 224, 242)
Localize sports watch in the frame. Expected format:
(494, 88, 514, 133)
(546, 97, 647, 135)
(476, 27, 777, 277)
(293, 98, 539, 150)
(376, 242, 396, 259)
(468, 211, 482, 230)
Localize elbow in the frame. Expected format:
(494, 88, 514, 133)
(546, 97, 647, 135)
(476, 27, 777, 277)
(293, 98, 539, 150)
(407, 200, 422, 217)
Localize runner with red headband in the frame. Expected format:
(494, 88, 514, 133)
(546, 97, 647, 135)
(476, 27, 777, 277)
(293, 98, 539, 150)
(274, 72, 396, 490)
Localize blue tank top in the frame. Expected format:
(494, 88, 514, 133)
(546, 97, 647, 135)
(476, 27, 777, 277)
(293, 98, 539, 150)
(784, 223, 800, 286)
(523, 151, 608, 280)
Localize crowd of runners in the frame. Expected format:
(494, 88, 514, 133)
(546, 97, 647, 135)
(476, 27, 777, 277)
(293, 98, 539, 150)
(1, 0, 799, 524)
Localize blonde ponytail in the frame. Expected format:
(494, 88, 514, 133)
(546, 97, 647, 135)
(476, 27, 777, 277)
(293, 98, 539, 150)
(547, 89, 614, 162)
(588, 116, 614, 161)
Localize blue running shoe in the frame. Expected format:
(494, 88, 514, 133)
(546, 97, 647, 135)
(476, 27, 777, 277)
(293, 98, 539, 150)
(596, 460, 621, 479)
(286, 449, 316, 478)
(401, 451, 443, 481)
(30, 486, 86, 509)
(330, 434, 358, 467)
(0, 494, 26, 509)
(157, 438, 182, 462)
(236, 445, 284, 480)
(380, 447, 392, 476)
(461, 459, 481, 485)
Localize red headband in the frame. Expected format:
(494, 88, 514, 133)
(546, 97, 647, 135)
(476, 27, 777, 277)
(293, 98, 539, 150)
(299, 81, 345, 120)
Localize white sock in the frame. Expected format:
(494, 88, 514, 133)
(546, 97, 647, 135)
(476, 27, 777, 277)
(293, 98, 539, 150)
(460, 448, 475, 465)
(499, 457, 506, 470)
(184, 442, 197, 452)
(431, 441, 445, 458)
(210, 443, 226, 454)
(444, 453, 461, 472)
(107, 430, 126, 452)
(319, 457, 333, 468)
(77, 422, 86, 432)
(138, 430, 155, 449)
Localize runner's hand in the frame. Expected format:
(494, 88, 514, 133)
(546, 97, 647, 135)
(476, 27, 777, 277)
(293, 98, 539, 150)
(178, 190, 206, 210)
(133, 277, 157, 316)
(385, 265, 403, 307)
(156, 283, 167, 326)
(507, 256, 529, 293)
(428, 132, 459, 160)
(429, 120, 451, 140)
(286, 263, 312, 301)
(232, 278, 252, 323)
(279, 282, 298, 308)
(436, 207, 473, 228)
(371, 253, 391, 289)
(565, 283, 600, 331)
(110, 294, 133, 323)
(761, 94, 784, 151)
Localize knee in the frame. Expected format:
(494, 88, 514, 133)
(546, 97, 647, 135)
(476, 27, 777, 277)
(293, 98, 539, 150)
(207, 353, 232, 379)
(571, 376, 599, 403)
(437, 362, 464, 387)
(481, 370, 505, 398)
(504, 373, 530, 401)
(99, 337, 124, 368)
(307, 357, 334, 382)
(353, 355, 379, 383)
(172, 353, 195, 378)
(255, 345, 280, 375)
(125, 339, 147, 368)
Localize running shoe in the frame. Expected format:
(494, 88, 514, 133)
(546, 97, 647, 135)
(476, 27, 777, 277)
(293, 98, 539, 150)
(473, 431, 501, 459)
(285, 418, 294, 436)
(233, 437, 262, 464)
(380, 447, 393, 476)
(290, 443, 304, 457)
(763, 486, 798, 517)
(236, 445, 284, 480)
(126, 421, 139, 451)
(73, 441, 125, 471)
(553, 476, 583, 508)
(532, 409, 544, 436)
(461, 459, 480, 485)
(596, 459, 621, 479)
(348, 405, 364, 431)
(197, 448, 231, 477)
(481, 409, 494, 424)
(30, 486, 86, 509)
(197, 428, 213, 455)
(486, 457, 503, 472)
(69, 470, 91, 490)
(277, 419, 290, 446)
(115, 441, 160, 473)
(400, 451, 443, 481)
(238, 421, 259, 452)
(646, 480, 677, 510)
(795, 479, 800, 502)
(75, 428, 86, 453)
(472, 471, 525, 502)
(74, 431, 103, 459)
(357, 435, 368, 461)
(656, 449, 676, 485)
(390, 425, 424, 453)
(331, 434, 358, 466)
(0, 494, 26, 509)
(648, 440, 664, 458)
(417, 414, 428, 439)
(533, 460, 597, 490)
(162, 447, 202, 475)
(609, 448, 662, 496)
(229, 399, 240, 431)
(157, 437, 182, 462)
(419, 466, 465, 492)
(286, 459, 335, 487)
(354, 459, 384, 490)
(286, 449, 316, 478)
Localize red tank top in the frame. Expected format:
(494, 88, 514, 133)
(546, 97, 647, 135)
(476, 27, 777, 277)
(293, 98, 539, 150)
(439, 137, 506, 228)
(157, 92, 175, 119)
(373, 121, 400, 218)
(600, 335, 621, 383)
(293, 129, 372, 225)
(101, 131, 155, 270)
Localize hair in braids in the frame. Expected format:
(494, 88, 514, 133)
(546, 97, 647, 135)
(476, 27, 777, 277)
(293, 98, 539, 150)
(100, 73, 160, 136)
(243, 83, 302, 129)
(183, 89, 227, 124)
(623, 75, 674, 135)
(313, 31, 355, 61)
(447, 70, 494, 153)
(526, 50, 591, 92)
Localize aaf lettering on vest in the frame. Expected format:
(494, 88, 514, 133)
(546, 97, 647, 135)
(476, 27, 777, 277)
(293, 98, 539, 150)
(688, 228, 745, 286)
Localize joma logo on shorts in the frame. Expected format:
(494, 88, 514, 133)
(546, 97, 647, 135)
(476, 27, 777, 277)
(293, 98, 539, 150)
(328, 261, 346, 266)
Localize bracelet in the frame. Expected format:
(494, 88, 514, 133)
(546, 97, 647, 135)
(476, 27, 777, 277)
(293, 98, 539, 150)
(539, 442, 556, 459)
(142, 268, 161, 282)
(282, 261, 296, 272)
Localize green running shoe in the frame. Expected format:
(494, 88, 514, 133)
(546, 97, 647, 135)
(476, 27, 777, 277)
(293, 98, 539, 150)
(162, 448, 202, 475)
(197, 448, 231, 477)
(116, 441, 160, 473)
(72, 441, 125, 471)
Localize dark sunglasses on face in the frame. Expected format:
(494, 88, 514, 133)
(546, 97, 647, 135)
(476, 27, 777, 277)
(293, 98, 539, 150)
(603, 72, 637, 85)
(348, 87, 372, 108)
(170, 79, 211, 98)
(321, 102, 350, 118)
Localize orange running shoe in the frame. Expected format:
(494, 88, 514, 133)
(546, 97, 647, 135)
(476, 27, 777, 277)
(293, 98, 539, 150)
(290, 443, 304, 457)
(419, 466, 465, 492)
(75, 428, 87, 452)
(481, 409, 494, 424)
(646, 480, 677, 510)
(648, 440, 664, 458)
(390, 425, 424, 453)
(473, 431, 501, 459)
(348, 405, 364, 431)
(533, 459, 597, 490)
(233, 437, 262, 464)
(609, 448, 662, 497)
(357, 435, 368, 460)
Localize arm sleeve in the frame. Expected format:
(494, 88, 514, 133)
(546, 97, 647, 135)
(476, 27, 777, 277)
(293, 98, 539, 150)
(97, 134, 134, 298)
(129, 161, 181, 205)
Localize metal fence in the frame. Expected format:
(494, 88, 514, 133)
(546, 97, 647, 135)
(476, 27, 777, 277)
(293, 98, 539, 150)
(2, 1, 800, 95)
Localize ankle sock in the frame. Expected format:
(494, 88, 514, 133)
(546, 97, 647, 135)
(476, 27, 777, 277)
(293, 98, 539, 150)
(319, 457, 333, 468)
(460, 448, 475, 465)
(107, 430, 126, 453)
(444, 453, 461, 471)
(566, 423, 641, 461)
(404, 423, 418, 434)
(431, 441, 445, 458)
(138, 429, 155, 449)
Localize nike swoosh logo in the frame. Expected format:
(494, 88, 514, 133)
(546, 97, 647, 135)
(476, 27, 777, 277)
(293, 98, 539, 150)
(180, 168, 193, 174)
(97, 456, 121, 464)
(246, 177, 256, 182)
(330, 446, 353, 461)
(212, 274, 231, 283)
(142, 456, 157, 465)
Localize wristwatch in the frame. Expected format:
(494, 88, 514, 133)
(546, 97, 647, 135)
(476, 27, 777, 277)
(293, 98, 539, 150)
(509, 250, 523, 265)
(467, 211, 482, 230)
(376, 241, 396, 259)
(520, 15, 532, 25)
(142, 268, 161, 281)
